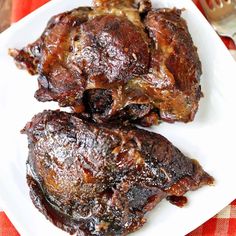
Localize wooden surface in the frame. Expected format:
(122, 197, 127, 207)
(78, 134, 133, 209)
(0, 0, 12, 32)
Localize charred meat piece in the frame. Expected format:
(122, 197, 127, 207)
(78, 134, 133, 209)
(10, 0, 202, 125)
(22, 110, 213, 236)
(143, 8, 202, 122)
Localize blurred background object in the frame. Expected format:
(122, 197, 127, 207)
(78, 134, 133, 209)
(200, 0, 236, 46)
(0, 0, 12, 32)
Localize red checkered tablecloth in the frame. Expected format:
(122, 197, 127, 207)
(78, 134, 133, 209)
(0, 0, 235, 236)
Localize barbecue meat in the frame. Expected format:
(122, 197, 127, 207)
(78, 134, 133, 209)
(22, 110, 213, 236)
(10, 0, 202, 126)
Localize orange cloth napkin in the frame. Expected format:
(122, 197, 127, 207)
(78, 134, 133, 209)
(0, 212, 19, 236)
(11, 0, 49, 22)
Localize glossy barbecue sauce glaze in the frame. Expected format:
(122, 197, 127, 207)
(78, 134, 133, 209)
(10, 0, 202, 126)
(22, 110, 214, 236)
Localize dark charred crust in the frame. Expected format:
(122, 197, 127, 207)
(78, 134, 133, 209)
(23, 110, 214, 236)
(74, 15, 149, 84)
(10, 2, 203, 126)
(83, 89, 113, 114)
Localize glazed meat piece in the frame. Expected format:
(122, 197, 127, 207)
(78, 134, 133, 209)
(10, 0, 202, 125)
(142, 8, 202, 122)
(23, 110, 213, 236)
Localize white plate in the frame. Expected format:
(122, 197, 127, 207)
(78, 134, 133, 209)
(0, 0, 236, 235)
